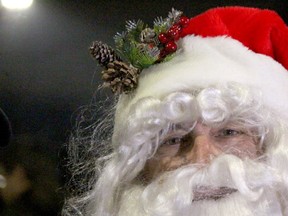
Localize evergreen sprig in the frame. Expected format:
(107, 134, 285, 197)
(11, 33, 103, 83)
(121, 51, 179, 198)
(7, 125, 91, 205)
(128, 43, 159, 69)
(114, 8, 182, 70)
(167, 8, 183, 24)
(153, 8, 183, 34)
(115, 19, 159, 69)
(153, 17, 169, 34)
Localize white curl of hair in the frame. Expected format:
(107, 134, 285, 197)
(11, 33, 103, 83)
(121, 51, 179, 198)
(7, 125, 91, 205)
(63, 83, 288, 216)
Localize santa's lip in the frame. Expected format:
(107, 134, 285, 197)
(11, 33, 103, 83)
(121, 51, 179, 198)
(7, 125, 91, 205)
(192, 186, 237, 202)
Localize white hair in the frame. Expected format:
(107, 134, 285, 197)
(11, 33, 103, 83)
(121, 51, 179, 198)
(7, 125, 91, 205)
(62, 83, 288, 215)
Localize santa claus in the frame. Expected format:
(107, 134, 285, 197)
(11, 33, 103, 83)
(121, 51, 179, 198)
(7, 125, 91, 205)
(63, 6, 288, 216)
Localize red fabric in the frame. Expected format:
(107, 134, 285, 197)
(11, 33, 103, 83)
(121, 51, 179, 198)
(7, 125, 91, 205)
(180, 6, 288, 70)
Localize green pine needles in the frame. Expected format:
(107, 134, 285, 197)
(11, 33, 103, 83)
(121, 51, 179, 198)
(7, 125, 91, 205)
(114, 8, 183, 70)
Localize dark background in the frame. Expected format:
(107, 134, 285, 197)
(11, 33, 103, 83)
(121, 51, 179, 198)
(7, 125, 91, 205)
(0, 0, 287, 215)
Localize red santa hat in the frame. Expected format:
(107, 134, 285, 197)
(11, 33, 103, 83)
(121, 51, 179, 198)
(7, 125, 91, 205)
(111, 6, 288, 125)
(181, 6, 288, 69)
(90, 7, 288, 127)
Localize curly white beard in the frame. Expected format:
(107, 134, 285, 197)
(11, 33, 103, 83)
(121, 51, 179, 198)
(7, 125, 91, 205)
(118, 155, 286, 216)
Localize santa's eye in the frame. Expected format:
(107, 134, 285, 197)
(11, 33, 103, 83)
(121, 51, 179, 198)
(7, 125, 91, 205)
(215, 129, 243, 137)
(162, 137, 183, 146)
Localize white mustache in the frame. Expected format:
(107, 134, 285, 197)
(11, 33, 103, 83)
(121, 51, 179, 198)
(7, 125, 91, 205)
(140, 155, 281, 211)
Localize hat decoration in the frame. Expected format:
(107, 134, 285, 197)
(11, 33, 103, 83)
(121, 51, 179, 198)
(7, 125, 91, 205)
(91, 7, 288, 95)
(90, 8, 190, 94)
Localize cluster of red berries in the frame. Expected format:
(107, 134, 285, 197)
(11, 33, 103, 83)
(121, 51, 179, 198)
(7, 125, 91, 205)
(158, 16, 190, 58)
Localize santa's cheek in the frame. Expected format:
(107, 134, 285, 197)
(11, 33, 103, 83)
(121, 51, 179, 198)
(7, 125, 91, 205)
(159, 155, 189, 171)
(143, 155, 185, 181)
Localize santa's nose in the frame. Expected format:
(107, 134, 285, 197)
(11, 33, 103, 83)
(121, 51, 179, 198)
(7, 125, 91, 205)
(185, 124, 222, 165)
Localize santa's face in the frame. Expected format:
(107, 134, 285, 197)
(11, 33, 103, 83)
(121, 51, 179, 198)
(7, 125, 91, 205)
(86, 86, 288, 216)
(118, 122, 284, 216)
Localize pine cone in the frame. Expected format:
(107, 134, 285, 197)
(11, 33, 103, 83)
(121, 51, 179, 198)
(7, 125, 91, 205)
(101, 61, 140, 94)
(90, 41, 121, 67)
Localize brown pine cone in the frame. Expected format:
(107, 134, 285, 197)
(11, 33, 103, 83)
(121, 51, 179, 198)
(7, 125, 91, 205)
(90, 41, 121, 67)
(101, 61, 140, 94)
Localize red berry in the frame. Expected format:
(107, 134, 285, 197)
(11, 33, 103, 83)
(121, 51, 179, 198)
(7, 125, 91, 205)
(171, 24, 181, 31)
(167, 24, 181, 39)
(179, 16, 190, 27)
(158, 33, 169, 44)
(159, 49, 168, 59)
(165, 41, 177, 53)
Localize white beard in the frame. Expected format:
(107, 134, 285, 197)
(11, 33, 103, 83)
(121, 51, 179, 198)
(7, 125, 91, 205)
(118, 155, 286, 216)
(119, 187, 283, 216)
